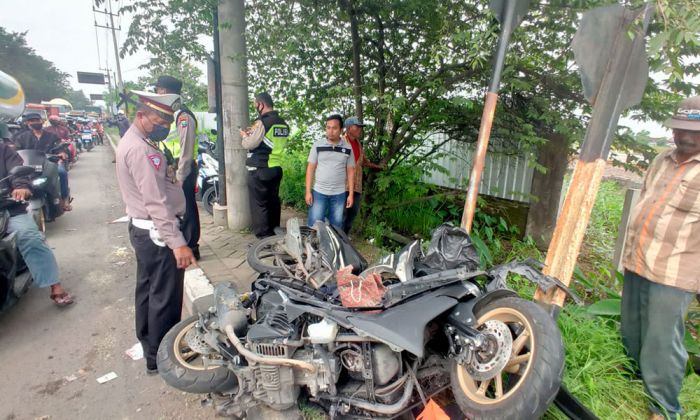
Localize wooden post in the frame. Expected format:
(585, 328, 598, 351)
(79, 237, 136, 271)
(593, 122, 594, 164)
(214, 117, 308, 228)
(461, 92, 498, 232)
(533, 158, 606, 307)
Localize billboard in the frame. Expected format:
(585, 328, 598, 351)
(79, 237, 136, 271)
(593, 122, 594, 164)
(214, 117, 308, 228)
(77, 72, 106, 85)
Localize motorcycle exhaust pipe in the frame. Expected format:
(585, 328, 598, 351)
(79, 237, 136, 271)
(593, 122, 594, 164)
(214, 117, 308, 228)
(223, 325, 316, 373)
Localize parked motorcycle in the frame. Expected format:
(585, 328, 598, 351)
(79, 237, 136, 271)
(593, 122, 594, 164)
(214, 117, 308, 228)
(158, 221, 565, 419)
(0, 166, 35, 314)
(197, 148, 220, 215)
(16, 149, 65, 232)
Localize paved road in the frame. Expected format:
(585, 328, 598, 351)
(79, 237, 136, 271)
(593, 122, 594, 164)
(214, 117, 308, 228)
(0, 145, 209, 420)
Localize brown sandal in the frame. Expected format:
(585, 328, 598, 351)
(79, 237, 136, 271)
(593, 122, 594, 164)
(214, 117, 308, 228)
(50, 292, 74, 306)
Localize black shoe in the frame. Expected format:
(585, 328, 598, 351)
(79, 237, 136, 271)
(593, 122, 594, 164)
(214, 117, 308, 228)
(146, 367, 158, 376)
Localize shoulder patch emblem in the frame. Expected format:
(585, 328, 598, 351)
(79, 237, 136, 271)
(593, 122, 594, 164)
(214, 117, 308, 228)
(147, 154, 163, 170)
(180, 120, 188, 128)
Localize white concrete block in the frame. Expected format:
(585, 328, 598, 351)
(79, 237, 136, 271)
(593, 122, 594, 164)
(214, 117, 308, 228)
(183, 268, 214, 316)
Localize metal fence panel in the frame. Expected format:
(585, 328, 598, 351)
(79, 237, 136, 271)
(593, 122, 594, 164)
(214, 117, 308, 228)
(423, 134, 534, 203)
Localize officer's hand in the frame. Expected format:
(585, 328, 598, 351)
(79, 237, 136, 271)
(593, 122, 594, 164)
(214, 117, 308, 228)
(173, 246, 198, 269)
(346, 194, 354, 209)
(305, 191, 313, 206)
(12, 188, 32, 201)
(239, 129, 248, 138)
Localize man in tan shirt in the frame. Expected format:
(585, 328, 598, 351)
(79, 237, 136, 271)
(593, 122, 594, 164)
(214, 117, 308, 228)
(116, 90, 197, 375)
(621, 96, 700, 420)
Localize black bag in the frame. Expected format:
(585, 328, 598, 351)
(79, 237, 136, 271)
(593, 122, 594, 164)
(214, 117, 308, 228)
(421, 223, 480, 271)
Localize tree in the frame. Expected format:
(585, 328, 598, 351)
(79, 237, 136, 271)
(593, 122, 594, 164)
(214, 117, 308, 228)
(0, 27, 72, 102)
(136, 58, 209, 110)
(64, 89, 92, 110)
(114, 0, 700, 242)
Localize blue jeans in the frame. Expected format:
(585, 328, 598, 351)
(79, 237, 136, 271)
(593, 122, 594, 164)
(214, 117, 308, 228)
(308, 190, 347, 228)
(8, 213, 60, 288)
(58, 163, 69, 199)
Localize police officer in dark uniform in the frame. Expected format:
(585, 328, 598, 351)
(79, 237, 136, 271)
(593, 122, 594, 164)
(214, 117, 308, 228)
(115, 90, 197, 374)
(240, 92, 290, 238)
(155, 75, 201, 259)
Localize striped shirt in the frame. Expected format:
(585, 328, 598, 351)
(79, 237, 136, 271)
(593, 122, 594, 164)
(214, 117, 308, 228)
(623, 149, 700, 293)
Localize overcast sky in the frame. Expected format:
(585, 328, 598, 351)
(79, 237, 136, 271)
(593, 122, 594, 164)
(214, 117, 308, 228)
(3, 0, 151, 99)
(2, 0, 671, 137)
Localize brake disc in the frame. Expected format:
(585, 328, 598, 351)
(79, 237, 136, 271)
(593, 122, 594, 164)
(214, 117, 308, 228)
(466, 320, 513, 381)
(185, 325, 213, 355)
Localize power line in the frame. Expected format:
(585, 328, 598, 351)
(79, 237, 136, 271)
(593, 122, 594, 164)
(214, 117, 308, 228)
(93, 8, 102, 69)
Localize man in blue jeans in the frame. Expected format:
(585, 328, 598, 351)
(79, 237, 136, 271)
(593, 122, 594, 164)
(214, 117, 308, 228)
(0, 142, 73, 306)
(305, 114, 355, 228)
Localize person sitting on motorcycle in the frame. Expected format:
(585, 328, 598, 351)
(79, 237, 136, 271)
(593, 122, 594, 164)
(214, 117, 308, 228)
(46, 116, 77, 162)
(11, 113, 73, 211)
(45, 115, 70, 141)
(0, 142, 74, 306)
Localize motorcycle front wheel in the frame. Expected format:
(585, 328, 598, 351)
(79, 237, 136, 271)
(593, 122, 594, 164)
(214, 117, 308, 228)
(449, 296, 564, 420)
(157, 316, 238, 394)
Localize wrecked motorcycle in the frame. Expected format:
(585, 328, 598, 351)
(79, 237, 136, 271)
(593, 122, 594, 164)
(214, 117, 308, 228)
(158, 221, 565, 419)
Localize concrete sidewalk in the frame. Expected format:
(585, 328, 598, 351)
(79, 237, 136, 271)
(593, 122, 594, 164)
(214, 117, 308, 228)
(184, 206, 307, 313)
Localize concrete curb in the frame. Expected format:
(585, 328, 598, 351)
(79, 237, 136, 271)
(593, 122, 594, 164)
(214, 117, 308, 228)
(106, 131, 118, 153)
(183, 268, 215, 315)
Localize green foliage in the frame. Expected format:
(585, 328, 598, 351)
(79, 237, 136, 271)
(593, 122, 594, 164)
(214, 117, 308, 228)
(0, 27, 73, 103)
(63, 89, 92, 110)
(545, 307, 650, 420)
(136, 58, 209, 110)
(279, 150, 309, 210)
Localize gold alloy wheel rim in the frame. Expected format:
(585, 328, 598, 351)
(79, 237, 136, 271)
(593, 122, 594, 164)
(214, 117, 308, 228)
(173, 320, 219, 371)
(456, 306, 535, 404)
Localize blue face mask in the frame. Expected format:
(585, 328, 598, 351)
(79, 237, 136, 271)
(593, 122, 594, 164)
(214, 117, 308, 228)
(149, 123, 170, 142)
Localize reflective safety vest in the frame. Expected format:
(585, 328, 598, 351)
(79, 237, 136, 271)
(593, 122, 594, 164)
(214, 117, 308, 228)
(246, 111, 290, 168)
(162, 107, 198, 160)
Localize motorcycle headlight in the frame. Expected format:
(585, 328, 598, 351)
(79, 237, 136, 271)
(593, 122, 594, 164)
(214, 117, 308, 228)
(32, 177, 47, 187)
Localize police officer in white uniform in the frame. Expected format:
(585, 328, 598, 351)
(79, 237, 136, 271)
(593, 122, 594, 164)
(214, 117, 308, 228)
(115, 91, 197, 374)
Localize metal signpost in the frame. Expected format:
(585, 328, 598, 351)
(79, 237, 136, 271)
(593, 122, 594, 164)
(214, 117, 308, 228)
(534, 3, 653, 310)
(461, 0, 530, 232)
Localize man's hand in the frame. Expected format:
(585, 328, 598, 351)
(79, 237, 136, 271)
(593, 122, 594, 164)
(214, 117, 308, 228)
(239, 129, 249, 138)
(305, 191, 313, 206)
(346, 193, 354, 209)
(173, 246, 198, 269)
(12, 188, 31, 202)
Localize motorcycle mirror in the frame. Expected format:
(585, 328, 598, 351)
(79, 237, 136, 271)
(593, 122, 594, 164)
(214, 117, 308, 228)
(9, 166, 35, 177)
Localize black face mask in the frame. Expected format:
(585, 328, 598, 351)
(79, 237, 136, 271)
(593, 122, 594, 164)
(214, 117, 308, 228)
(29, 123, 43, 131)
(256, 105, 264, 116)
(50, 121, 59, 126)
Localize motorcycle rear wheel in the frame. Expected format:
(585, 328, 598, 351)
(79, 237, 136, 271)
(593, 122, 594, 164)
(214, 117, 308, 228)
(449, 297, 564, 419)
(247, 234, 297, 275)
(157, 316, 238, 394)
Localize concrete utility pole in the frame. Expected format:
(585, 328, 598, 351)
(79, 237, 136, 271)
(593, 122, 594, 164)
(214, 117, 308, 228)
(94, 0, 126, 112)
(218, 0, 252, 229)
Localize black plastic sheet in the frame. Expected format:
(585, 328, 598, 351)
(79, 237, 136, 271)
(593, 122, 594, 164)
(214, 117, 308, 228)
(422, 223, 480, 271)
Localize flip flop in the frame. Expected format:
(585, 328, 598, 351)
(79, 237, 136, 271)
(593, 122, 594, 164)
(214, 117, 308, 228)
(50, 292, 74, 307)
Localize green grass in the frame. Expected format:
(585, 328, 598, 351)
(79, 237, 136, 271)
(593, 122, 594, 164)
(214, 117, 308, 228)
(105, 126, 120, 146)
